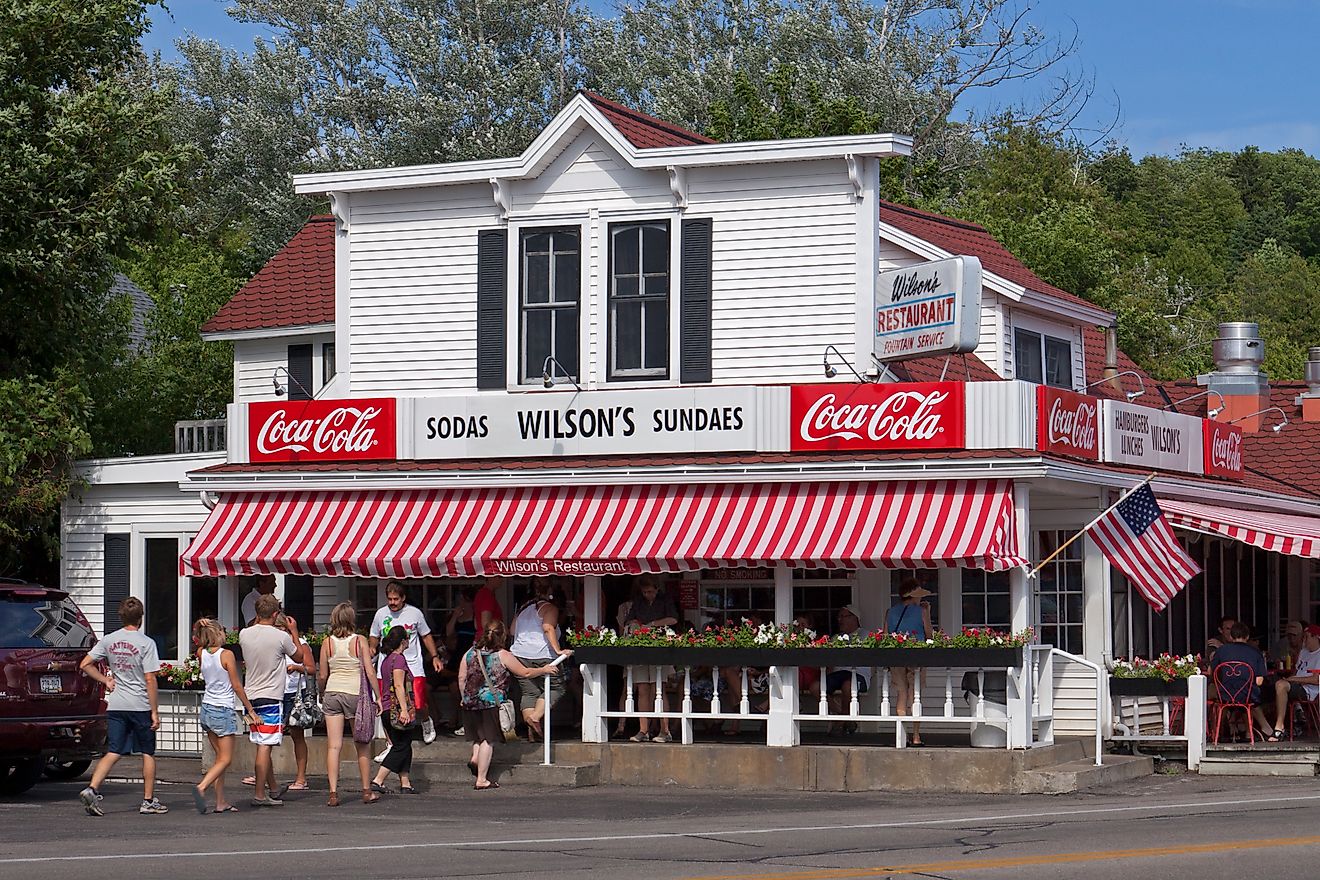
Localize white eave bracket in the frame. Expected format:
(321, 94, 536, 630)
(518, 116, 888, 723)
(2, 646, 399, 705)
(667, 165, 688, 210)
(491, 177, 510, 221)
(846, 154, 864, 202)
(328, 190, 350, 233)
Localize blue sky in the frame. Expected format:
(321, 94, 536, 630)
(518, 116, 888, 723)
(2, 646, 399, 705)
(143, 0, 1320, 159)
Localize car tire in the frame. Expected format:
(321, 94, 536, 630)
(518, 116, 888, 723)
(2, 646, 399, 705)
(0, 759, 43, 796)
(43, 758, 92, 781)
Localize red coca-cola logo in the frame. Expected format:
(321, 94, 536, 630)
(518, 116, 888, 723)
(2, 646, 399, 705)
(1036, 386, 1099, 460)
(248, 398, 397, 462)
(789, 382, 965, 451)
(1203, 421, 1243, 477)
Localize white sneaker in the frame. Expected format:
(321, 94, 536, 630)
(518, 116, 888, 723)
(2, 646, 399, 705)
(373, 746, 391, 764)
(422, 718, 437, 744)
(453, 726, 465, 737)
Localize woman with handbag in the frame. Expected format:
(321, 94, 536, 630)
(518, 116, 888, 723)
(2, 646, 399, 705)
(459, 621, 564, 790)
(318, 602, 380, 806)
(371, 627, 422, 795)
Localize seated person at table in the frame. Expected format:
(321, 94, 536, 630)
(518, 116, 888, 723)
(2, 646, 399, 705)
(1206, 616, 1236, 663)
(1211, 622, 1276, 740)
(1266, 624, 1320, 737)
(1271, 620, 1307, 669)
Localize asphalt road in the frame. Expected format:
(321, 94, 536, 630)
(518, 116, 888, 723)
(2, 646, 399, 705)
(2, 770, 1319, 879)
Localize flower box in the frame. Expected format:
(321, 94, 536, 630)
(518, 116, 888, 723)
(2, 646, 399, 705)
(1109, 677, 1190, 697)
(572, 646, 1021, 669)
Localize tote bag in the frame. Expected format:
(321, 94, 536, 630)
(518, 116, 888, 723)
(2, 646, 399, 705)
(352, 646, 379, 744)
(473, 648, 518, 741)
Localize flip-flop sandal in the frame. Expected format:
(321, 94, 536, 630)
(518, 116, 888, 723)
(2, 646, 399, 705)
(474, 781, 500, 790)
(213, 805, 239, 813)
(191, 787, 209, 815)
(286, 782, 309, 791)
(241, 777, 256, 786)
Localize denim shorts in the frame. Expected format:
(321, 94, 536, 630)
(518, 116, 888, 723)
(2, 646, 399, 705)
(199, 702, 240, 737)
(107, 710, 156, 756)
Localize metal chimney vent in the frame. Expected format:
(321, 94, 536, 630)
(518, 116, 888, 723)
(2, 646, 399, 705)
(1211, 322, 1264, 375)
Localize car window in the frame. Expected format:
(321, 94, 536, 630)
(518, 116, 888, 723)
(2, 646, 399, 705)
(0, 595, 95, 649)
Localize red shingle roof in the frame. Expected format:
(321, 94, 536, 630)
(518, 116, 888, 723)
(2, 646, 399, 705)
(879, 201, 1102, 314)
(580, 91, 716, 149)
(1080, 325, 1153, 401)
(201, 216, 336, 334)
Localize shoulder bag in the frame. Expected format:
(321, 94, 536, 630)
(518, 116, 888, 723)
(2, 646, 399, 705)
(386, 658, 421, 731)
(475, 648, 518, 741)
(352, 637, 379, 744)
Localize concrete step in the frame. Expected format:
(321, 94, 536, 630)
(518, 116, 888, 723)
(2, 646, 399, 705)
(1020, 754, 1153, 794)
(408, 759, 599, 788)
(1199, 755, 1319, 777)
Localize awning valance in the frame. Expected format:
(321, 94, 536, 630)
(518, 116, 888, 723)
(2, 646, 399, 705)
(180, 480, 1026, 578)
(1161, 499, 1320, 559)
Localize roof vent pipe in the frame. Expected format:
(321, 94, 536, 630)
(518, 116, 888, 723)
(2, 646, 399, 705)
(1102, 323, 1121, 393)
(1307, 347, 1320, 396)
(1211, 322, 1264, 375)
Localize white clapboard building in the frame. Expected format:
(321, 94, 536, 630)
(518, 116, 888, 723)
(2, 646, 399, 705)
(63, 92, 1320, 755)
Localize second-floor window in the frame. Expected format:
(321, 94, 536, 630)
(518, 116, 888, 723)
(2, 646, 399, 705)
(1015, 328, 1072, 388)
(609, 221, 670, 379)
(520, 228, 580, 383)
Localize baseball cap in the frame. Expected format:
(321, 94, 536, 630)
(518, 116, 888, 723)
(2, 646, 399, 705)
(1305, 625, 1320, 638)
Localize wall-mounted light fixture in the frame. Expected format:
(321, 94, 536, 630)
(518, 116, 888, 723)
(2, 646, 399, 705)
(541, 356, 582, 392)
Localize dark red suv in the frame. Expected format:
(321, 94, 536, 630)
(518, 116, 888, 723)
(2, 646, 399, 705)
(0, 579, 106, 795)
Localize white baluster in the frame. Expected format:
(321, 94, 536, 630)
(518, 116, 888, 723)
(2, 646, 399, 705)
(1031, 652, 1041, 715)
(625, 666, 635, 714)
(849, 671, 861, 717)
(943, 669, 954, 718)
(653, 667, 664, 715)
(976, 670, 986, 720)
(740, 667, 751, 716)
(818, 666, 828, 716)
(880, 668, 891, 716)
(1161, 697, 1171, 737)
(912, 669, 923, 719)
(681, 667, 694, 745)
(711, 667, 722, 715)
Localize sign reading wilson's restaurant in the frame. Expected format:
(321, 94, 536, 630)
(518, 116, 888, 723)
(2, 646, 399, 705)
(872, 256, 982, 362)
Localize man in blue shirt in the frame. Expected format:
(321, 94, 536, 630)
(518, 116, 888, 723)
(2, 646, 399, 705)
(1212, 622, 1275, 741)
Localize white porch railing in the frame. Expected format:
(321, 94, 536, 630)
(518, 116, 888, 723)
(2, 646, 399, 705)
(580, 646, 1051, 751)
(1109, 674, 1207, 771)
(174, 418, 227, 454)
(156, 689, 207, 756)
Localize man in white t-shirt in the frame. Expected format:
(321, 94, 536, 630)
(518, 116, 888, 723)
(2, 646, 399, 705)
(826, 605, 872, 733)
(1285, 625, 1320, 702)
(370, 582, 445, 752)
(240, 574, 277, 626)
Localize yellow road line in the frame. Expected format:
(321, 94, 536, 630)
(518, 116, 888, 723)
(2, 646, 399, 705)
(687, 834, 1320, 880)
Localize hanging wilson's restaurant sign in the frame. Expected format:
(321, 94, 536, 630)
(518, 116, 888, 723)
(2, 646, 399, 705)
(1202, 420, 1244, 478)
(1036, 386, 1099, 461)
(789, 382, 966, 452)
(248, 398, 397, 463)
(1100, 399, 1203, 475)
(872, 256, 981, 362)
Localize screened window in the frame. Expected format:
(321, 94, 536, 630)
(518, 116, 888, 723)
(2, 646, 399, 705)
(609, 221, 669, 379)
(962, 569, 1011, 630)
(145, 537, 179, 660)
(1034, 529, 1084, 653)
(520, 228, 580, 383)
(1014, 329, 1073, 388)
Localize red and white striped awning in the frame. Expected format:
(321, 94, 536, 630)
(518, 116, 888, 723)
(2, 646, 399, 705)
(1161, 498, 1320, 559)
(180, 480, 1025, 578)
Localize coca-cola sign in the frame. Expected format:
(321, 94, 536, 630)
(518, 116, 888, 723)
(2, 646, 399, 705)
(1036, 386, 1100, 460)
(1203, 421, 1244, 478)
(789, 382, 965, 452)
(248, 398, 397, 462)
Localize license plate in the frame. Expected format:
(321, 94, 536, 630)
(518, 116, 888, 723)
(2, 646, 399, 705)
(40, 675, 62, 694)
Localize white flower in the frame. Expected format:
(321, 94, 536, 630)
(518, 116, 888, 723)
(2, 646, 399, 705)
(664, 627, 676, 637)
(925, 639, 934, 645)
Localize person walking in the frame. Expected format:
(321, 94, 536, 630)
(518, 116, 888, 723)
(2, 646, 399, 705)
(371, 627, 421, 795)
(509, 578, 570, 741)
(459, 621, 564, 790)
(318, 602, 381, 806)
(239, 594, 301, 806)
(370, 582, 445, 761)
(77, 597, 166, 816)
(280, 613, 316, 792)
(192, 618, 258, 814)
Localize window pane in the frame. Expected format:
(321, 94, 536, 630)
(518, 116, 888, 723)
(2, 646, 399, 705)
(615, 276, 638, 299)
(525, 232, 551, 254)
(642, 224, 668, 274)
(525, 253, 549, 303)
(190, 577, 219, 622)
(145, 538, 179, 660)
(525, 310, 552, 380)
(554, 309, 578, 376)
(613, 226, 640, 276)
(554, 252, 579, 304)
(644, 299, 668, 370)
(1045, 336, 1073, 388)
(644, 274, 669, 296)
(614, 300, 642, 371)
(1015, 330, 1043, 383)
(322, 343, 336, 384)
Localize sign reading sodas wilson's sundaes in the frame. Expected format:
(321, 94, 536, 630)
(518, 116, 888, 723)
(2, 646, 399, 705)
(872, 256, 981, 362)
(789, 382, 966, 452)
(1203, 420, 1244, 478)
(248, 398, 397, 462)
(1036, 386, 1100, 460)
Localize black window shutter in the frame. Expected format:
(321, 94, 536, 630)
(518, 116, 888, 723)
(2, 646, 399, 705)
(679, 218, 713, 383)
(283, 574, 315, 632)
(476, 229, 509, 389)
(103, 534, 130, 635)
(287, 344, 313, 400)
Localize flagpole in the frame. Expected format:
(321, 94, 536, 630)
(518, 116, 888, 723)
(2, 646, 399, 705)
(1026, 473, 1158, 579)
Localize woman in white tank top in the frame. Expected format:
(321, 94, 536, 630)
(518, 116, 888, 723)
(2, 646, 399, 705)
(193, 619, 257, 814)
(509, 578, 570, 741)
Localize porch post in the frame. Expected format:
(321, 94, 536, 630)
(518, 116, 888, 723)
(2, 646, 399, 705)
(1006, 643, 1034, 749)
(773, 564, 792, 625)
(218, 576, 237, 630)
(583, 575, 602, 628)
(580, 662, 608, 743)
(1009, 482, 1031, 633)
(766, 665, 800, 747)
(1185, 673, 1207, 770)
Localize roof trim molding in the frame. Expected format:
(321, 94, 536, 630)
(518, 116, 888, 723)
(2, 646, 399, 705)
(201, 322, 335, 343)
(294, 93, 913, 195)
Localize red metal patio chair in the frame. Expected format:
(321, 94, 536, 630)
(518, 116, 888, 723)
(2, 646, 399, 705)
(1211, 661, 1259, 744)
(1287, 684, 1320, 740)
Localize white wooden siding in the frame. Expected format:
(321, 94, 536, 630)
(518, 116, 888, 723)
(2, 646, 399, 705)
(1051, 652, 1103, 737)
(1004, 308, 1085, 390)
(234, 333, 334, 402)
(511, 136, 671, 215)
(61, 455, 221, 637)
(347, 183, 497, 395)
(975, 294, 1006, 375)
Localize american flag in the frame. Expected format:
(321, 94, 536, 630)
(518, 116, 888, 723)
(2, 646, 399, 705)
(1089, 484, 1202, 611)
